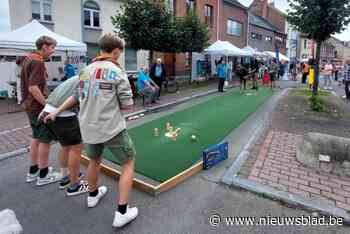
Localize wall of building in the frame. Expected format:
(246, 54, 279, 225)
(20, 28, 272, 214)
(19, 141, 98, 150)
(248, 24, 275, 52)
(9, 0, 32, 30)
(220, 1, 247, 48)
(54, 0, 82, 41)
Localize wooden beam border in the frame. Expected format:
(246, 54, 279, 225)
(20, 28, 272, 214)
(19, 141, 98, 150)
(80, 155, 203, 196)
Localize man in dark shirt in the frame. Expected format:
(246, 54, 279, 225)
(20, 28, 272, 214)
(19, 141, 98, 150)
(21, 35, 61, 186)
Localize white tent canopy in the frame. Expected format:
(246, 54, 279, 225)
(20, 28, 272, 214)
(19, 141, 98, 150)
(0, 20, 86, 53)
(204, 40, 252, 57)
(242, 46, 266, 57)
(264, 51, 290, 62)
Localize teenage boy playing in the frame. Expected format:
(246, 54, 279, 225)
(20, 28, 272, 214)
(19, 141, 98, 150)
(55, 33, 138, 227)
(40, 75, 88, 196)
(21, 36, 61, 185)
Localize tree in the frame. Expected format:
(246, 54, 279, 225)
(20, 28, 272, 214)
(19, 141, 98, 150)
(286, 0, 350, 95)
(111, 0, 209, 64)
(175, 11, 210, 53)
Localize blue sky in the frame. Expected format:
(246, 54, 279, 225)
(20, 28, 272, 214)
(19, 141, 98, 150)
(0, 0, 349, 41)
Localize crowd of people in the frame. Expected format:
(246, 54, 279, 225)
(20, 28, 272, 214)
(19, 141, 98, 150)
(213, 57, 288, 93)
(20, 33, 139, 228)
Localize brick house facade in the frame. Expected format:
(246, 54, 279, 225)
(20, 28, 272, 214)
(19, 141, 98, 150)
(163, 0, 248, 78)
(249, 0, 287, 54)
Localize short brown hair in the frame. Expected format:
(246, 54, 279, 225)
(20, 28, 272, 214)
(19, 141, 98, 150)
(35, 36, 57, 50)
(98, 33, 124, 53)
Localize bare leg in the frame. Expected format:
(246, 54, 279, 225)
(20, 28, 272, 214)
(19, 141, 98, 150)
(59, 147, 69, 176)
(118, 159, 134, 205)
(38, 143, 50, 169)
(29, 138, 39, 167)
(87, 157, 101, 192)
(68, 144, 82, 184)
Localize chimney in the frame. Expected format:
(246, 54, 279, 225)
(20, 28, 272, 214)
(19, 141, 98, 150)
(262, 0, 268, 19)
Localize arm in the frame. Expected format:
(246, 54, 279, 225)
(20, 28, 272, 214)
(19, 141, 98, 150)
(28, 60, 46, 105)
(43, 96, 78, 123)
(28, 85, 46, 105)
(117, 72, 134, 110)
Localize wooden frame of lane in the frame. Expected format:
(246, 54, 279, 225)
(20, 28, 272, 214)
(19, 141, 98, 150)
(80, 154, 203, 195)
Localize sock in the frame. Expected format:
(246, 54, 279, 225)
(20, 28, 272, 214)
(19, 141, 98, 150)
(89, 189, 98, 197)
(39, 167, 49, 178)
(60, 168, 68, 177)
(118, 204, 128, 215)
(29, 165, 39, 174)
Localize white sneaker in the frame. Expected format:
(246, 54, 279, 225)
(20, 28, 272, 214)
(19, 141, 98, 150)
(87, 186, 108, 208)
(36, 168, 62, 186)
(112, 206, 138, 228)
(26, 170, 39, 183)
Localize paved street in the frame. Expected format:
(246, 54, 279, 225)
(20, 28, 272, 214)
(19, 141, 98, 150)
(1, 80, 349, 233)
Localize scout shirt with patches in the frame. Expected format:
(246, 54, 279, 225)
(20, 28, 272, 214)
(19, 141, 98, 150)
(78, 57, 133, 144)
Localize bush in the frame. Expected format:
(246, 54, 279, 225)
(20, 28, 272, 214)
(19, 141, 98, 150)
(310, 95, 325, 112)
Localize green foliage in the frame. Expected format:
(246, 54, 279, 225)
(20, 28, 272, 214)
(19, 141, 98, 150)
(291, 88, 330, 97)
(310, 95, 325, 112)
(111, 0, 209, 53)
(175, 11, 210, 52)
(287, 0, 350, 95)
(286, 0, 350, 42)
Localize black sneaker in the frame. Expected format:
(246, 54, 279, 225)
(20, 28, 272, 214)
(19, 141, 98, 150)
(59, 172, 83, 190)
(66, 181, 89, 197)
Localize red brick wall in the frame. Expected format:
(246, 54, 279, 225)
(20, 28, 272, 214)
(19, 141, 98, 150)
(266, 7, 285, 33)
(172, 0, 219, 76)
(220, 1, 247, 48)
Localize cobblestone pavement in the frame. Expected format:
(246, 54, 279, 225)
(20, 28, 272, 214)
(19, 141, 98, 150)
(247, 131, 350, 212)
(238, 83, 350, 215)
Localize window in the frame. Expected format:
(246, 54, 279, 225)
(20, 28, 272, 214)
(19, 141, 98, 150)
(227, 19, 242, 37)
(186, 0, 195, 13)
(251, 32, 262, 40)
(84, 1, 100, 28)
(125, 48, 137, 71)
(265, 36, 272, 43)
(31, 0, 52, 22)
(204, 5, 213, 28)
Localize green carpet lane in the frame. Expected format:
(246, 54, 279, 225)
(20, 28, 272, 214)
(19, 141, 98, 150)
(103, 88, 273, 182)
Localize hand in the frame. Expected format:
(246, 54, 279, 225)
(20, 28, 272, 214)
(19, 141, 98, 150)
(43, 111, 58, 123)
(38, 111, 45, 121)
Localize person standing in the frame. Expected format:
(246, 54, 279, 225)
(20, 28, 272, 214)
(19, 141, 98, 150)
(322, 60, 333, 90)
(343, 60, 350, 100)
(15, 57, 24, 104)
(150, 58, 166, 99)
(39, 75, 88, 196)
(269, 59, 279, 89)
(78, 33, 138, 228)
(216, 60, 227, 92)
(21, 36, 61, 185)
(302, 62, 309, 84)
(237, 63, 248, 93)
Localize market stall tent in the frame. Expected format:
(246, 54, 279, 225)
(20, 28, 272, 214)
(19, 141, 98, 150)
(204, 40, 252, 57)
(0, 20, 86, 53)
(264, 51, 290, 62)
(0, 20, 87, 97)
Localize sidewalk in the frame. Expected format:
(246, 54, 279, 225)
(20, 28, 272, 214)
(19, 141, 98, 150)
(226, 85, 350, 222)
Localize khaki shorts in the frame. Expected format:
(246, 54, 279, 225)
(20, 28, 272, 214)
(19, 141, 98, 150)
(84, 130, 136, 164)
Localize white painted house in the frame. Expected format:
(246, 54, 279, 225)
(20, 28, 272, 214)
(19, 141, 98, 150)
(8, 0, 149, 72)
